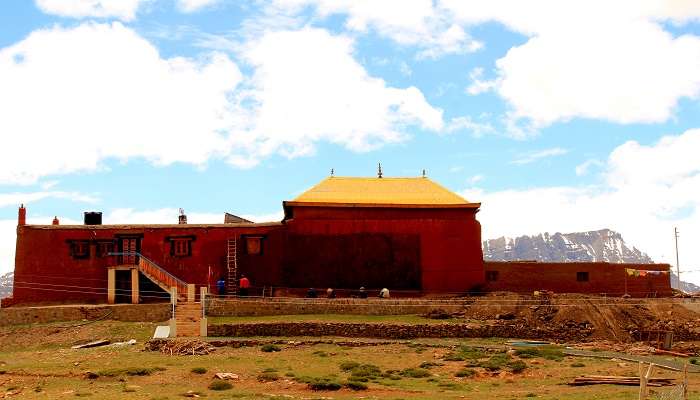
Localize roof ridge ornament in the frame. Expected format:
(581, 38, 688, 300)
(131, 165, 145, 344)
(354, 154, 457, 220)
(422, 169, 426, 178)
(378, 162, 383, 178)
(330, 168, 334, 177)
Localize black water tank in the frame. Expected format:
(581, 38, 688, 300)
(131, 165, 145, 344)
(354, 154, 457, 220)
(84, 211, 102, 225)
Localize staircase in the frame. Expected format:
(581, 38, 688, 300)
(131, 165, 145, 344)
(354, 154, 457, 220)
(138, 256, 189, 302)
(174, 302, 202, 337)
(226, 238, 238, 295)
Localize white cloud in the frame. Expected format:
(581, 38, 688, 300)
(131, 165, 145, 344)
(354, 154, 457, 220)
(0, 23, 443, 182)
(176, 0, 220, 13)
(0, 22, 241, 185)
(466, 67, 496, 95)
(0, 191, 98, 208)
(227, 27, 443, 166)
(34, 0, 147, 21)
(575, 159, 604, 176)
(441, 0, 700, 128)
(512, 147, 568, 165)
(467, 174, 484, 185)
(445, 116, 495, 137)
(273, 0, 483, 59)
(467, 128, 700, 283)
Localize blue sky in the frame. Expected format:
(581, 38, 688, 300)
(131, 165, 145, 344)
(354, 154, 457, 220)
(1, 0, 700, 281)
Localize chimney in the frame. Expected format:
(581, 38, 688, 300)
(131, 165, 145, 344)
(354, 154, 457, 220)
(178, 208, 187, 224)
(18, 204, 26, 226)
(52, 216, 60, 225)
(84, 211, 102, 225)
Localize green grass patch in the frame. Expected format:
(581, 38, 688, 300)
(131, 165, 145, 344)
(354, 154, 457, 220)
(514, 346, 564, 361)
(508, 360, 528, 373)
(344, 381, 368, 391)
(570, 362, 586, 368)
(208, 380, 233, 391)
(190, 367, 207, 374)
(260, 344, 281, 353)
(257, 371, 280, 382)
(339, 361, 360, 371)
(303, 377, 342, 391)
(480, 353, 511, 371)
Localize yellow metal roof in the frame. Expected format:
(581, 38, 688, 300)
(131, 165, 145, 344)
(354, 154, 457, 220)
(290, 177, 478, 207)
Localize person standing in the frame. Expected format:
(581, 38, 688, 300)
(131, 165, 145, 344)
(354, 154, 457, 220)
(239, 274, 250, 297)
(217, 278, 226, 298)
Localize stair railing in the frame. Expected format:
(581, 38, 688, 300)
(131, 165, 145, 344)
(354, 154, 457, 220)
(109, 252, 188, 300)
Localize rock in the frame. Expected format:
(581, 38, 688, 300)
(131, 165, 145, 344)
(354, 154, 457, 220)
(215, 372, 239, 380)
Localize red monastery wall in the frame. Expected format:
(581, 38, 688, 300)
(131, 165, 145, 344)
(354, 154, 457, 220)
(483, 261, 672, 297)
(284, 206, 484, 292)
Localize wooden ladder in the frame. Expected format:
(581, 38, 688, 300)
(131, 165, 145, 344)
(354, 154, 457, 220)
(226, 238, 238, 295)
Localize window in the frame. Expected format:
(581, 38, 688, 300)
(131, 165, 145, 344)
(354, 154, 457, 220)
(70, 241, 90, 259)
(245, 236, 263, 255)
(96, 241, 114, 258)
(171, 238, 191, 257)
(576, 271, 589, 282)
(486, 270, 499, 282)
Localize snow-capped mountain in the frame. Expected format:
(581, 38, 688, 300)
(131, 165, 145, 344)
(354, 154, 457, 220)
(483, 229, 653, 263)
(0, 272, 13, 298)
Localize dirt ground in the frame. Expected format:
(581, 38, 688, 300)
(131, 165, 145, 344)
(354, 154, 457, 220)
(456, 294, 700, 342)
(1, 320, 700, 399)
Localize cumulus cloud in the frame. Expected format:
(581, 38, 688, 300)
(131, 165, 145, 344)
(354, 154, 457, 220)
(272, 0, 483, 58)
(0, 22, 241, 185)
(0, 23, 443, 183)
(34, 0, 147, 21)
(467, 128, 700, 283)
(442, 0, 700, 129)
(227, 27, 443, 166)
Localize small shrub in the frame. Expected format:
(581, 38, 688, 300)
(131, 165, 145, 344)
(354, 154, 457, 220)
(514, 347, 564, 361)
(257, 372, 280, 382)
(508, 360, 527, 373)
(262, 367, 277, 373)
(307, 377, 342, 391)
(208, 380, 233, 391)
(350, 364, 381, 379)
(526, 393, 537, 397)
(313, 350, 328, 357)
(690, 358, 699, 365)
(454, 368, 476, 378)
(339, 361, 360, 372)
(570, 362, 586, 368)
(400, 368, 431, 378)
(261, 344, 281, 352)
(284, 372, 295, 377)
(344, 381, 368, 391)
(190, 367, 207, 374)
(479, 353, 512, 372)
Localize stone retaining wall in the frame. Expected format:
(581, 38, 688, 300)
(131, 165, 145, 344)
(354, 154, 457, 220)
(205, 298, 469, 317)
(0, 303, 171, 325)
(208, 321, 595, 342)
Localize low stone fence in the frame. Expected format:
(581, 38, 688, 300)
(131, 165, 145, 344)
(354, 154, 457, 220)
(205, 297, 471, 317)
(0, 303, 171, 325)
(208, 321, 595, 342)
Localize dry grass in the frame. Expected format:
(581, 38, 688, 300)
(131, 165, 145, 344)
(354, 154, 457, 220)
(0, 320, 698, 399)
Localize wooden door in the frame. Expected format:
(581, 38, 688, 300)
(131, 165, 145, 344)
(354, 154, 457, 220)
(120, 238, 139, 265)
